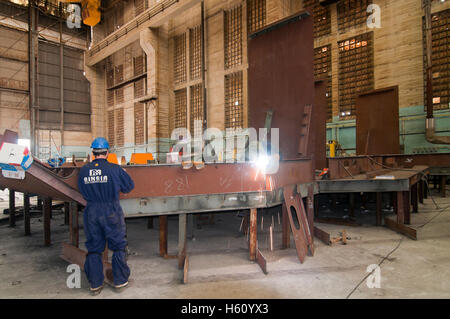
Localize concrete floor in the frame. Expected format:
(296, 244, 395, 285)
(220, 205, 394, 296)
(0, 188, 449, 299)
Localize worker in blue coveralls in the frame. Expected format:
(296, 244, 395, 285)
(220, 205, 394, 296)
(77, 137, 135, 295)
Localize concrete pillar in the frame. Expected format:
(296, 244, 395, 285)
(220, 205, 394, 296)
(84, 64, 105, 139)
(140, 26, 170, 160)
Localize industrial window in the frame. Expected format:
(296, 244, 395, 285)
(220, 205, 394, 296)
(224, 5, 243, 69)
(106, 69, 114, 88)
(338, 32, 374, 118)
(423, 9, 450, 111)
(303, 0, 331, 38)
(247, 0, 266, 34)
(190, 26, 202, 80)
(134, 0, 148, 17)
(106, 12, 115, 35)
(337, 0, 372, 32)
(108, 110, 115, 146)
(134, 102, 145, 145)
(115, 2, 124, 29)
(107, 90, 115, 106)
(115, 87, 124, 104)
(134, 78, 145, 99)
(116, 108, 124, 147)
(225, 71, 244, 129)
(115, 64, 124, 85)
(134, 55, 145, 76)
(174, 89, 187, 129)
(105, 2, 125, 35)
(314, 45, 332, 121)
(173, 33, 187, 85)
(190, 84, 204, 135)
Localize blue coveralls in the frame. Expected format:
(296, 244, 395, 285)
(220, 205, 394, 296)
(77, 158, 134, 288)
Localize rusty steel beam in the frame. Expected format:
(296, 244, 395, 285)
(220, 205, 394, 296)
(283, 186, 313, 263)
(313, 226, 331, 245)
(69, 201, 79, 248)
(0, 160, 86, 205)
(159, 216, 168, 257)
(307, 185, 314, 237)
(249, 208, 257, 261)
(256, 249, 267, 275)
(178, 214, 187, 269)
(11, 160, 313, 203)
(183, 255, 189, 284)
(384, 218, 417, 240)
(281, 202, 290, 249)
(61, 243, 113, 275)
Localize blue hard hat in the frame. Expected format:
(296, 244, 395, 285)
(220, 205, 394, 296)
(91, 137, 109, 149)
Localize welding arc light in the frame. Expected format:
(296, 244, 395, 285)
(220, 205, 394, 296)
(255, 154, 270, 171)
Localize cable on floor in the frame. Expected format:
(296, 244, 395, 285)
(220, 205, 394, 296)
(346, 236, 404, 299)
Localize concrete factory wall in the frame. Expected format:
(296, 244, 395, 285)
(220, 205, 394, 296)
(301, 0, 450, 155)
(91, 0, 450, 163)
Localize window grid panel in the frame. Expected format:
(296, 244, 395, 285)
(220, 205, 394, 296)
(337, 0, 372, 32)
(134, 78, 145, 99)
(247, 0, 266, 34)
(115, 2, 124, 29)
(106, 69, 114, 88)
(314, 44, 332, 121)
(134, 102, 145, 145)
(338, 32, 374, 118)
(423, 9, 450, 111)
(303, 0, 331, 38)
(173, 33, 187, 85)
(190, 26, 202, 80)
(115, 108, 124, 147)
(107, 90, 115, 106)
(115, 64, 124, 85)
(224, 6, 243, 69)
(134, 55, 145, 76)
(175, 88, 188, 129)
(108, 110, 115, 146)
(190, 83, 204, 135)
(134, 0, 147, 17)
(115, 87, 124, 104)
(225, 71, 244, 129)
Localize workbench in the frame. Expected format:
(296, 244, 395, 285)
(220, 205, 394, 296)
(316, 165, 429, 240)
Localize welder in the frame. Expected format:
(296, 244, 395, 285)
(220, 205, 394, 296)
(77, 137, 134, 295)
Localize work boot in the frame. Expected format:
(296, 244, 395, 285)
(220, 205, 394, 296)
(89, 285, 104, 296)
(114, 281, 129, 293)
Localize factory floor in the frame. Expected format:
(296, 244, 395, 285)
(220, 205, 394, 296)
(0, 188, 449, 299)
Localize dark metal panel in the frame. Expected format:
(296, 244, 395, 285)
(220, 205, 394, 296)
(37, 41, 91, 131)
(248, 11, 314, 160)
(311, 80, 327, 170)
(356, 86, 400, 155)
